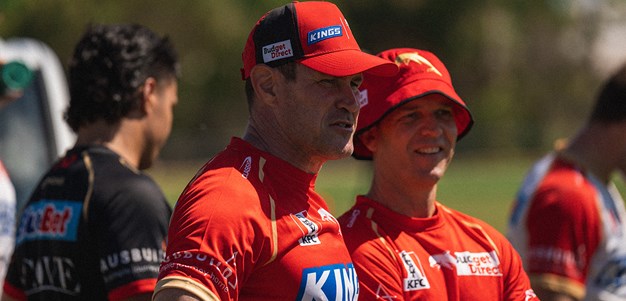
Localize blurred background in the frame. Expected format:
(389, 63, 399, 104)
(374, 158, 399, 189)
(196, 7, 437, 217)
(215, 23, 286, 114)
(1, 0, 625, 231)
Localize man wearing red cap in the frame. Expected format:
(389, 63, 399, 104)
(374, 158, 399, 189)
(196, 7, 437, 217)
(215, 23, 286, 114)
(338, 48, 539, 301)
(153, 2, 397, 301)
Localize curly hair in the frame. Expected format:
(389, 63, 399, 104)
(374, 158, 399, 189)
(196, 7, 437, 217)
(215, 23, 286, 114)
(65, 23, 180, 132)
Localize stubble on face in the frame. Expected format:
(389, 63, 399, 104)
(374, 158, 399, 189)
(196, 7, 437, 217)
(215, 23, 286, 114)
(278, 65, 358, 162)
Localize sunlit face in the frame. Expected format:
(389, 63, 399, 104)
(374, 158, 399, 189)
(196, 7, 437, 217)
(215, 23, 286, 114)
(364, 94, 458, 186)
(275, 64, 362, 161)
(140, 79, 178, 170)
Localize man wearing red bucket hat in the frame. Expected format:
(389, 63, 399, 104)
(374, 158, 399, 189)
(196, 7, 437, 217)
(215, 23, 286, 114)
(338, 48, 539, 300)
(154, 2, 397, 301)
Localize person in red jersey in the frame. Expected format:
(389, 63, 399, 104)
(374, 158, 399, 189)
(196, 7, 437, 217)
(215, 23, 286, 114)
(2, 24, 179, 301)
(507, 64, 626, 301)
(337, 48, 539, 301)
(152, 2, 397, 301)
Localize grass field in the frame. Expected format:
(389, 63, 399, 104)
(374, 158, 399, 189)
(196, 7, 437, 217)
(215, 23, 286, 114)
(314, 154, 536, 233)
(148, 153, 624, 234)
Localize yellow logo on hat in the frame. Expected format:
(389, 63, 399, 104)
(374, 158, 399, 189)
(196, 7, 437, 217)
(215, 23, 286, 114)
(395, 52, 442, 77)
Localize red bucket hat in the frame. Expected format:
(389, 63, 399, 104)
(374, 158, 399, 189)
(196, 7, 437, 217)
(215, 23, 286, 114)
(353, 48, 474, 160)
(241, 1, 397, 80)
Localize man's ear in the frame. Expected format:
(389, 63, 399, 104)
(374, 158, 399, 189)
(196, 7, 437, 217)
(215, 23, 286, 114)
(249, 64, 278, 105)
(359, 127, 379, 154)
(140, 77, 159, 114)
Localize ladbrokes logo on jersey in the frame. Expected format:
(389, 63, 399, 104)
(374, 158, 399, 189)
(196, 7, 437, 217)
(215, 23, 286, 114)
(296, 263, 359, 301)
(16, 200, 82, 245)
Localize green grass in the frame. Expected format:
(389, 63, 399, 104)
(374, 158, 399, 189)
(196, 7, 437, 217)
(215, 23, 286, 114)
(314, 155, 535, 233)
(148, 154, 624, 234)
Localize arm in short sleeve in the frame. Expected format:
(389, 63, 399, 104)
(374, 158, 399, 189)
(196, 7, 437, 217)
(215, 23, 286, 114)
(350, 242, 406, 301)
(494, 230, 541, 301)
(91, 176, 171, 300)
(155, 170, 269, 301)
(524, 186, 601, 299)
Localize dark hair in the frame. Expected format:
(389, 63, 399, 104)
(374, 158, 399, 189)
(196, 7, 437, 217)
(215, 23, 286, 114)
(590, 64, 626, 123)
(65, 23, 180, 132)
(244, 62, 297, 109)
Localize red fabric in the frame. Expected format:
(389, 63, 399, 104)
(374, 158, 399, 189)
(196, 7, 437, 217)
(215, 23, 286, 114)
(2, 282, 27, 301)
(339, 197, 539, 301)
(158, 138, 357, 300)
(241, 1, 396, 79)
(353, 48, 473, 159)
(524, 158, 601, 286)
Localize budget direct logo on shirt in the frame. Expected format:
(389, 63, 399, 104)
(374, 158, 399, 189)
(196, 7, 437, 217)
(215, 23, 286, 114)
(428, 250, 502, 277)
(455, 251, 502, 276)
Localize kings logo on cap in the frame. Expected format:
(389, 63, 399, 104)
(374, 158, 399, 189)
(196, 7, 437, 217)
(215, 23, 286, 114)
(308, 25, 343, 45)
(241, 1, 398, 80)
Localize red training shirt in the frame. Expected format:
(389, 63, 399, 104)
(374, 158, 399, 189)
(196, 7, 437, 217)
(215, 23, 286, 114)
(339, 196, 538, 301)
(156, 138, 358, 300)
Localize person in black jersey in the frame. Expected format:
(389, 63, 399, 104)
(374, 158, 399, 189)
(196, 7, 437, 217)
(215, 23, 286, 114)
(2, 23, 180, 301)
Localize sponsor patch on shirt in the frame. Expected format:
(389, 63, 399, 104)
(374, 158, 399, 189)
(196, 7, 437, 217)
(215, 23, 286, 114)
(296, 263, 359, 301)
(16, 200, 82, 245)
(240, 156, 252, 179)
(308, 25, 343, 45)
(399, 251, 430, 291)
(18, 255, 80, 295)
(455, 251, 502, 276)
(262, 40, 294, 63)
(428, 250, 502, 277)
(294, 211, 321, 246)
(161, 250, 239, 293)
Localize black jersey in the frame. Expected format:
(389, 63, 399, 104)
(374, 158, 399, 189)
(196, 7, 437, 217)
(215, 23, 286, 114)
(3, 145, 172, 300)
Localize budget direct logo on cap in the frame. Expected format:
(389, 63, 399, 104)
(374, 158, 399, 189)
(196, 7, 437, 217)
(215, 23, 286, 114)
(262, 40, 294, 63)
(308, 25, 343, 45)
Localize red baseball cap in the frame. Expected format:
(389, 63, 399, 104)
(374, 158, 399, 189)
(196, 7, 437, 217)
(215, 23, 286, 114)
(241, 1, 398, 80)
(353, 48, 474, 160)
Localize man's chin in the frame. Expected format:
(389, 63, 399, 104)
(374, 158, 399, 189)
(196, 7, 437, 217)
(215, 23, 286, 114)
(328, 145, 354, 161)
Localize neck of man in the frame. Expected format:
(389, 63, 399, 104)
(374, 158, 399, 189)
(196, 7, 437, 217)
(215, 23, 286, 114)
(366, 176, 438, 218)
(561, 123, 622, 184)
(75, 118, 143, 169)
(242, 123, 324, 174)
